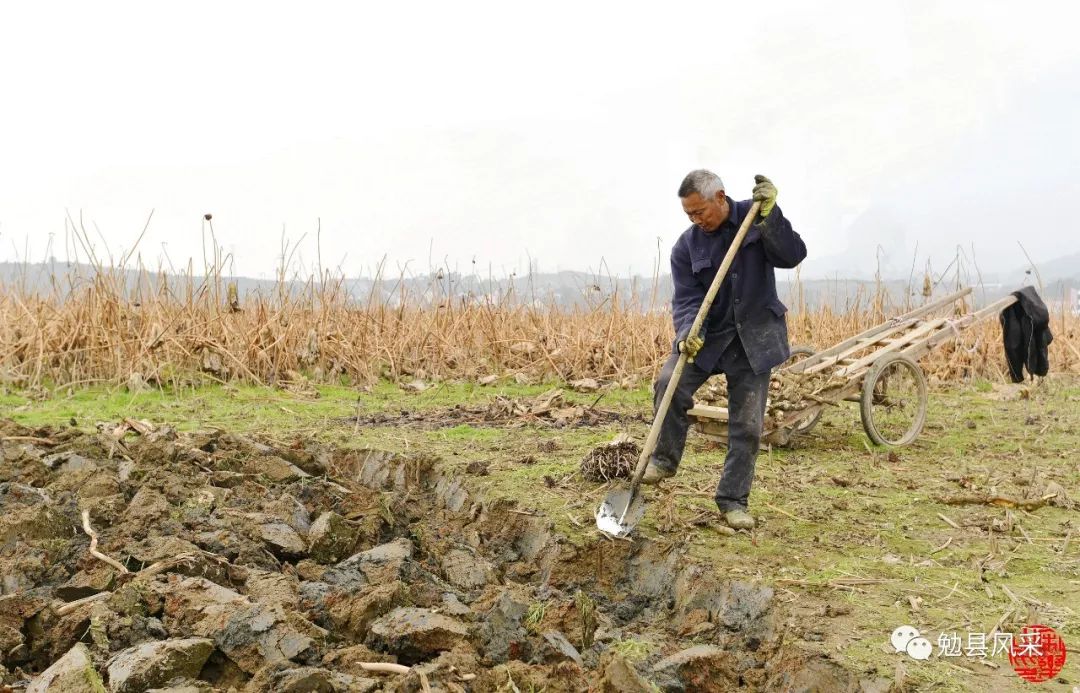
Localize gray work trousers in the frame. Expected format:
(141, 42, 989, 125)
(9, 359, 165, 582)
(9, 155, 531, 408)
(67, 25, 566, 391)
(650, 336, 770, 512)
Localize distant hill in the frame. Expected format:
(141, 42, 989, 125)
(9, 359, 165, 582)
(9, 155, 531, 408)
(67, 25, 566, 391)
(2, 259, 1074, 312)
(1010, 251, 1080, 286)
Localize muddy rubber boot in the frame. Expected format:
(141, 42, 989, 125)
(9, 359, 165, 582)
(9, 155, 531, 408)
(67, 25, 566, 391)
(640, 463, 675, 485)
(724, 508, 756, 530)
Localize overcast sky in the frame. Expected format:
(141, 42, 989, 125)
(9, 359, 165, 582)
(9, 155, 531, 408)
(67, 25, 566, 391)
(1, 1, 1078, 281)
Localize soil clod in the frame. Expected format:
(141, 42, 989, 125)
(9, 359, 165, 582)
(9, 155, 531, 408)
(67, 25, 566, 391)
(1, 418, 860, 691)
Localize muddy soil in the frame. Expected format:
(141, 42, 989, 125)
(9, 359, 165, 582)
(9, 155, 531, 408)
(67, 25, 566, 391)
(0, 417, 882, 692)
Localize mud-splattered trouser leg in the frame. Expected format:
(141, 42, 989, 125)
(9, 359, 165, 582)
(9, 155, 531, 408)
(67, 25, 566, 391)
(714, 338, 771, 512)
(649, 352, 714, 474)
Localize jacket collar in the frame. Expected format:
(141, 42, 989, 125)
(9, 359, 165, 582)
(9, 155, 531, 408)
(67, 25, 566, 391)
(723, 197, 743, 232)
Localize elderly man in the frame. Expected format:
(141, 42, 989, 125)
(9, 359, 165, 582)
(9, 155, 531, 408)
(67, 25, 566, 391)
(642, 170, 806, 529)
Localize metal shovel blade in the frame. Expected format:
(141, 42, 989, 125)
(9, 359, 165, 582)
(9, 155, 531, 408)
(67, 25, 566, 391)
(595, 486, 646, 537)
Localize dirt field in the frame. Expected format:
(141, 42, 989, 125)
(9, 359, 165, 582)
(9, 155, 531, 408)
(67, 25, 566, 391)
(1, 374, 1077, 691)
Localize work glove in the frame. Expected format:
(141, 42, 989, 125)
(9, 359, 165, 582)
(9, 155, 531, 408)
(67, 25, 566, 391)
(678, 334, 704, 363)
(752, 174, 778, 218)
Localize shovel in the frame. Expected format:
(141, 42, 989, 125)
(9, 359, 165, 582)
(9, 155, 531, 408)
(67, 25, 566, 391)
(595, 199, 762, 537)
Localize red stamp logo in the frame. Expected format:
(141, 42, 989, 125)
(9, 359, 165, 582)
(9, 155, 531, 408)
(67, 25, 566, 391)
(1008, 624, 1067, 683)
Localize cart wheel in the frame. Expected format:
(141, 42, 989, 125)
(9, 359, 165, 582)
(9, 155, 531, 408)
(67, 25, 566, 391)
(860, 353, 928, 446)
(785, 345, 822, 434)
(786, 344, 816, 365)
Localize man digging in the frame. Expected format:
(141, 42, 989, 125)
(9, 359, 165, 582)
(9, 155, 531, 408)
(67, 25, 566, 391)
(641, 170, 807, 529)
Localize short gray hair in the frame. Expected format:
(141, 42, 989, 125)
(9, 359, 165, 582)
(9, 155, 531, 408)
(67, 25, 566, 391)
(678, 169, 724, 199)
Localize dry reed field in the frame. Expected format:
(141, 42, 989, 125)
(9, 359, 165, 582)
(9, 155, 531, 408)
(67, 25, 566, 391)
(1, 261, 1078, 392)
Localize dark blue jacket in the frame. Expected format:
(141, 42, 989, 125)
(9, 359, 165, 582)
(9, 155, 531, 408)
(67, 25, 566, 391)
(670, 199, 806, 374)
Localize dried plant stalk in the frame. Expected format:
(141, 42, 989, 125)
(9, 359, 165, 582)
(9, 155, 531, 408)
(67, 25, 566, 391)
(1, 252, 1076, 390)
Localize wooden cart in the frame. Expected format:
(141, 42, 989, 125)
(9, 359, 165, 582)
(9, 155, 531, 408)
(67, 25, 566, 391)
(688, 288, 1018, 448)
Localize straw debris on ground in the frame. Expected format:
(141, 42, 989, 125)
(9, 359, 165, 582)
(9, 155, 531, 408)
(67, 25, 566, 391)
(578, 434, 640, 481)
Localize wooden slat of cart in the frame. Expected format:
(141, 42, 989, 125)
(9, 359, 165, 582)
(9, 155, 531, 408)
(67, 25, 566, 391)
(688, 405, 728, 420)
(800, 318, 936, 374)
(834, 317, 949, 378)
(787, 288, 972, 374)
(899, 295, 1017, 363)
(691, 413, 793, 447)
